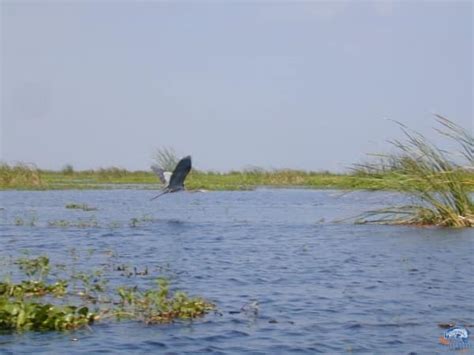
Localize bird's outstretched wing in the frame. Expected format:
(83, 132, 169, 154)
(151, 165, 167, 184)
(169, 156, 192, 190)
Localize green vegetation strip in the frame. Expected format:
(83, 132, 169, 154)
(1, 164, 472, 191)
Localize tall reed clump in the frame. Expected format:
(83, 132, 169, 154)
(0, 163, 43, 188)
(355, 115, 473, 227)
(152, 147, 179, 171)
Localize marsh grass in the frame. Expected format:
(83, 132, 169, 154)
(152, 147, 179, 171)
(5, 166, 472, 192)
(25, 168, 383, 190)
(355, 116, 473, 227)
(38, 168, 155, 187)
(0, 163, 43, 188)
(61, 164, 74, 176)
(185, 169, 359, 191)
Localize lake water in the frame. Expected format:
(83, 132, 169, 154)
(1, 189, 473, 354)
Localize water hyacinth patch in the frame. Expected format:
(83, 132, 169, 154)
(116, 278, 214, 324)
(0, 254, 215, 333)
(0, 299, 96, 331)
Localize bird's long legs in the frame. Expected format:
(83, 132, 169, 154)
(150, 188, 170, 201)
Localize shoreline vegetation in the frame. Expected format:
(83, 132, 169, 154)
(1, 163, 473, 192)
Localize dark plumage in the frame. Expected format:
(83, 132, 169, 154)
(150, 156, 192, 200)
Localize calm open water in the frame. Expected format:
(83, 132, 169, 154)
(0, 189, 473, 354)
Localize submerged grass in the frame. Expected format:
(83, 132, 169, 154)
(65, 203, 97, 211)
(355, 116, 473, 227)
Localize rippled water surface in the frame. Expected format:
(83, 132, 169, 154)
(1, 189, 473, 354)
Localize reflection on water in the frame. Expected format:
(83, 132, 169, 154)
(1, 189, 473, 353)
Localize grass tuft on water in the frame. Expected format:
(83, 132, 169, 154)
(65, 203, 97, 211)
(355, 115, 473, 227)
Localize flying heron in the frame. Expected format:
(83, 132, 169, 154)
(150, 155, 192, 200)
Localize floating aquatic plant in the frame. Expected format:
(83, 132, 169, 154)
(16, 255, 50, 282)
(0, 254, 214, 333)
(116, 278, 214, 324)
(65, 203, 97, 211)
(0, 298, 96, 331)
(0, 280, 68, 298)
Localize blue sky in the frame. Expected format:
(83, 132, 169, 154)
(1, 1, 472, 172)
